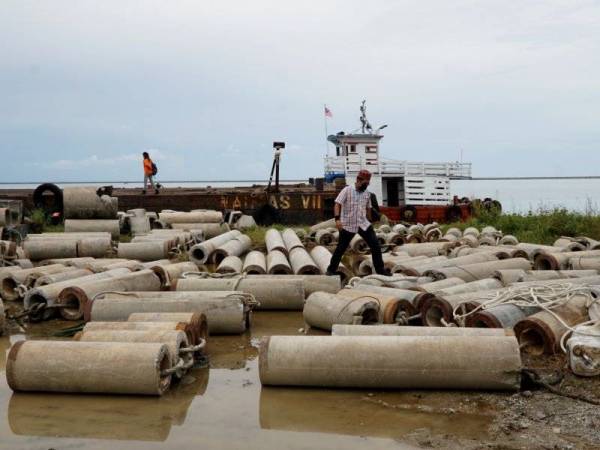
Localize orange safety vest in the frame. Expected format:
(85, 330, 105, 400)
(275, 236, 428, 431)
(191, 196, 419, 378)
(143, 158, 153, 176)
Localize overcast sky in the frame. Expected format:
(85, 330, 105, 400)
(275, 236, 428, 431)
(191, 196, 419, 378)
(1, 0, 599, 182)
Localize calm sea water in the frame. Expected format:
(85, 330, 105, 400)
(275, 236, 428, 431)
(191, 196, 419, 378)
(1, 179, 599, 214)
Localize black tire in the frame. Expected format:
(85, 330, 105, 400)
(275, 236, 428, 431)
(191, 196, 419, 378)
(32, 183, 63, 216)
(445, 205, 462, 222)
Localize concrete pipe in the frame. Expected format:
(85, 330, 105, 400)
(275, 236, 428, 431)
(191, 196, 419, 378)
(252, 274, 340, 296)
(88, 295, 250, 334)
(82, 258, 134, 272)
(349, 234, 368, 253)
(514, 295, 589, 355)
(395, 252, 498, 277)
(377, 224, 392, 234)
(424, 228, 443, 242)
(445, 227, 462, 238)
(57, 269, 162, 321)
(400, 242, 453, 257)
(405, 233, 424, 244)
(118, 241, 173, 261)
(309, 246, 352, 284)
(384, 232, 405, 246)
(39, 256, 96, 267)
(34, 268, 93, 287)
(27, 232, 112, 240)
(281, 228, 304, 253)
(126, 312, 209, 348)
(516, 243, 564, 260)
(481, 226, 498, 236)
(0, 240, 18, 257)
(332, 324, 513, 337)
(175, 277, 305, 311)
(212, 234, 252, 264)
(466, 304, 540, 329)
(77, 237, 112, 258)
(511, 275, 600, 288)
(314, 229, 334, 246)
(303, 292, 379, 331)
(188, 230, 242, 265)
(266, 250, 293, 274)
(12, 259, 34, 269)
(337, 288, 405, 324)
(243, 251, 267, 274)
(420, 293, 485, 327)
(478, 236, 497, 246)
(150, 261, 198, 289)
(23, 268, 132, 321)
(411, 277, 466, 293)
(463, 227, 480, 237)
(159, 211, 223, 224)
(216, 256, 243, 274)
(259, 335, 521, 391)
(24, 239, 78, 260)
(355, 275, 433, 290)
(392, 224, 407, 235)
(534, 250, 600, 270)
(171, 222, 225, 239)
(351, 284, 433, 322)
(569, 257, 600, 270)
(265, 229, 287, 255)
(579, 236, 600, 250)
(0, 208, 9, 226)
(433, 278, 504, 297)
(129, 215, 151, 235)
(289, 247, 320, 275)
(64, 219, 120, 240)
(76, 329, 192, 378)
(425, 258, 532, 282)
(499, 235, 519, 246)
(294, 228, 307, 240)
(513, 269, 599, 283)
(309, 218, 336, 233)
(100, 260, 145, 272)
(6, 340, 171, 395)
(0, 264, 68, 301)
(493, 269, 528, 285)
(458, 234, 479, 248)
(63, 188, 118, 220)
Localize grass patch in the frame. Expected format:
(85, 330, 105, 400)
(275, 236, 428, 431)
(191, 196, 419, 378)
(444, 207, 600, 245)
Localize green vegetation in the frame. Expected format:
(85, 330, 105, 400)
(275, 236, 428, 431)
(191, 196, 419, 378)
(444, 208, 600, 245)
(29, 208, 64, 233)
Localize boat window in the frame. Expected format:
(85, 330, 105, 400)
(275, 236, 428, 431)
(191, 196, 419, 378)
(349, 144, 356, 153)
(365, 145, 378, 153)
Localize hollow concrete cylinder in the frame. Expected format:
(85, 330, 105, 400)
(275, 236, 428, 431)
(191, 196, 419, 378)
(159, 211, 223, 224)
(412, 277, 466, 293)
(303, 292, 380, 331)
(77, 237, 112, 258)
(127, 312, 209, 347)
(150, 261, 198, 289)
(396, 253, 498, 277)
(24, 268, 132, 321)
(88, 295, 249, 334)
(7, 340, 171, 395)
(400, 242, 453, 257)
(117, 241, 172, 261)
(332, 324, 513, 337)
(101, 260, 145, 272)
(350, 284, 432, 322)
(76, 329, 192, 378)
(242, 251, 267, 274)
(309, 218, 336, 233)
(569, 257, 600, 270)
(309, 246, 352, 283)
(0, 264, 68, 301)
(188, 230, 242, 265)
(433, 278, 503, 297)
(282, 228, 304, 253)
(34, 268, 94, 287)
(57, 269, 161, 321)
(64, 219, 120, 240)
(514, 295, 589, 355)
(265, 229, 287, 256)
(175, 277, 305, 310)
(466, 304, 539, 329)
(63, 187, 118, 220)
(129, 215, 151, 235)
(212, 234, 252, 264)
(171, 222, 225, 239)
(314, 229, 334, 246)
(534, 250, 600, 270)
(289, 247, 320, 275)
(266, 250, 292, 274)
(259, 335, 521, 390)
(336, 288, 404, 324)
(24, 239, 78, 260)
(425, 258, 532, 282)
(349, 234, 368, 253)
(216, 256, 243, 274)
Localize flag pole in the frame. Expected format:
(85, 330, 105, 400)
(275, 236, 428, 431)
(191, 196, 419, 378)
(323, 104, 329, 157)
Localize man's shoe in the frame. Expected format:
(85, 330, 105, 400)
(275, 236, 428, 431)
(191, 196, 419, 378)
(380, 269, 393, 277)
(325, 270, 337, 276)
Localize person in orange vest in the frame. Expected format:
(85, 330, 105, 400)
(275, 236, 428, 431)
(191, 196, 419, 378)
(142, 152, 159, 194)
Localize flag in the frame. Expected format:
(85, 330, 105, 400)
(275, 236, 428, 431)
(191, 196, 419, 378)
(324, 106, 332, 117)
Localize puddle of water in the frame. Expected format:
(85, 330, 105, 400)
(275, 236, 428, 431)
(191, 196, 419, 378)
(0, 311, 494, 450)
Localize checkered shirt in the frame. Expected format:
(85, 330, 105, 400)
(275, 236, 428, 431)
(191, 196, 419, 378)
(335, 186, 372, 233)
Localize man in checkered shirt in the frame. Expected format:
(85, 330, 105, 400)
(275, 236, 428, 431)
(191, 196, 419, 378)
(327, 169, 389, 276)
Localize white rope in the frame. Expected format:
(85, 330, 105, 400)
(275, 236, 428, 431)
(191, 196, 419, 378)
(452, 282, 600, 351)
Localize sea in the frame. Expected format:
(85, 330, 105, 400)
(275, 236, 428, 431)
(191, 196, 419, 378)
(1, 179, 599, 214)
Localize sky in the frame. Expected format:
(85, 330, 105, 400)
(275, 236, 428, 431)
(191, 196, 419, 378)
(1, 0, 599, 182)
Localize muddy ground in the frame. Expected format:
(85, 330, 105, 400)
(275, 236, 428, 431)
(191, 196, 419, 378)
(0, 309, 599, 450)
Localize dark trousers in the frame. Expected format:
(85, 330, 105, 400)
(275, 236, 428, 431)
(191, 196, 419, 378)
(327, 226, 386, 275)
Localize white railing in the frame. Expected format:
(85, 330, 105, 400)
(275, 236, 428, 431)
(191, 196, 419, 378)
(324, 156, 472, 179)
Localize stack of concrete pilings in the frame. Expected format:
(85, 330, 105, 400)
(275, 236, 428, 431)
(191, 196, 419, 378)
(63, 187, 120, 241)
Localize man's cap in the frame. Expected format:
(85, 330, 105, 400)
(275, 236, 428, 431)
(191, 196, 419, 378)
(357, 169, 372, 181)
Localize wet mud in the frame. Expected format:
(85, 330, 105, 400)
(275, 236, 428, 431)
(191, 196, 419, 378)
(0, 311, 599, 449)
